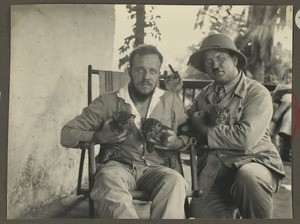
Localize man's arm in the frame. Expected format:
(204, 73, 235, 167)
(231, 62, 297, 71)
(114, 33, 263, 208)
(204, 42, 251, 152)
(208, 87, 273, 150)
(60, 99, 105, 148)
(61, 95, 130, 148)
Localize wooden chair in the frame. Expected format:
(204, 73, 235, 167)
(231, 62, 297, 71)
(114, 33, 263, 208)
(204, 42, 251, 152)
(76, 65, 199, 218)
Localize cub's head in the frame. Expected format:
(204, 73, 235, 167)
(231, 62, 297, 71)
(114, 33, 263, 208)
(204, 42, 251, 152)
(110, 111, 136, 134)
(141, 118, 162, 140)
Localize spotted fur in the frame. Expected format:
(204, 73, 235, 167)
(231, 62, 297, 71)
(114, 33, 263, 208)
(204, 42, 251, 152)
(98, 111, 135, 164)
(141, 118, 178, 169)
(203, 105, 229, 126)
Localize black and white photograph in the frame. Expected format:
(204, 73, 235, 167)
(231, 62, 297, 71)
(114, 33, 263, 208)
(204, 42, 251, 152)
(2, 2, 297, 221)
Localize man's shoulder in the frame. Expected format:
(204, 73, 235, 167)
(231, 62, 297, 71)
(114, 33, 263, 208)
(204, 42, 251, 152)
(159, 89, 185, 107)
(194, 82, 213, 99)
(91, 91, 118, 104)
(101, 91, 118, 98)
(243, 75, 269, 91)
(242, 75, 271, 98)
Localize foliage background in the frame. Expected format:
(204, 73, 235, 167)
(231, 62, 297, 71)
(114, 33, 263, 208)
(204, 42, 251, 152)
(113, 5, 292, 84)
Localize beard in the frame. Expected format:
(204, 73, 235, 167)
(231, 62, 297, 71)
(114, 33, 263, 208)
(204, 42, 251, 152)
(128, 82, 155, 101)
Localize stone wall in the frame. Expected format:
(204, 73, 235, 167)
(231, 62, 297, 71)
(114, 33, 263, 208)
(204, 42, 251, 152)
(8, 4, 115, 218)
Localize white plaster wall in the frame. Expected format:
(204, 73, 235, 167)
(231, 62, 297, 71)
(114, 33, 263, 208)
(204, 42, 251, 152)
(8, 4, 115, 218)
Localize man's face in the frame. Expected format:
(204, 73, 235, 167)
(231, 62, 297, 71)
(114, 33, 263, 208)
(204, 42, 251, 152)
(129, 54, 161, 97)
(203, 50, 239, 85)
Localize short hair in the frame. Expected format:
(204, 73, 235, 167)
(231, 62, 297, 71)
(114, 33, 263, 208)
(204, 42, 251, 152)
(129, 44, 163, 71)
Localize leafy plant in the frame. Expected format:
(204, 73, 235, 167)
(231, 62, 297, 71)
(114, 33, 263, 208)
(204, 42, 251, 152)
(192, 5, 292, 84)
(118, 5, 162, 70)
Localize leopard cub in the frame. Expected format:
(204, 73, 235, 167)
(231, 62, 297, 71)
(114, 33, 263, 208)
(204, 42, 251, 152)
(141, 118, 178, 169)
(98, 111, 136, 164)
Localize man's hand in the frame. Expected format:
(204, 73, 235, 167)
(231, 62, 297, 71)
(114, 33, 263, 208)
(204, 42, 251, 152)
(149, 129, 184, 151)
(92, 118, 129, 144)
(164, 74, 183, 94)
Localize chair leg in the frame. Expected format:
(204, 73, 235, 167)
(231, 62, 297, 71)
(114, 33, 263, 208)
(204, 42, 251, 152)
(184, 197, 190, 219)
(88, 164, 95, 218)
(89, 196, 94, 218)
(77, 149, 86, 196)
(88, 143, 96, 218)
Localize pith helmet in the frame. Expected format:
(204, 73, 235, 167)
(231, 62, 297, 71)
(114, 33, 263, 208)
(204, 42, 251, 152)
(188, 34, 247, 73)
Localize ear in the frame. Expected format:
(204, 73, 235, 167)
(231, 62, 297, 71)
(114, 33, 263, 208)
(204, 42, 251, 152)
(232, 55, 238, 66)
(126, 65, 131, 77)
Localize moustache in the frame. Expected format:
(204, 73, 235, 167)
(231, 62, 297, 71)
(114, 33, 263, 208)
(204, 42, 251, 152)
(141, 81, 152, 85)
(213, 69, 223, 75)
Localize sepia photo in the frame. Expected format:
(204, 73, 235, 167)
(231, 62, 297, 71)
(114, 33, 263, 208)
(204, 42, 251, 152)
(6, 3, 294, 220)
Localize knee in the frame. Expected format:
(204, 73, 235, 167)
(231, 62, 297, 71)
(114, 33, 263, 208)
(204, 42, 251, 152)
(91, 170, 129, 201)
(95, 169, 128, 190)
(97, 169, 117, 183)
(234, 166, 256, 186)
(232, 164, 273, 195)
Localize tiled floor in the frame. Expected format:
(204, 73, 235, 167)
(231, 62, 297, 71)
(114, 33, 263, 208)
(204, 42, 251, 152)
(21, 161, 292, 219)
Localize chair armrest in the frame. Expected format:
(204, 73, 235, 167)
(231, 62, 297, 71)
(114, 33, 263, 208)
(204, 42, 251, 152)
(87, 142, 97, 179)
(78, 141, 97, 179)
(78, 141, 93, 150)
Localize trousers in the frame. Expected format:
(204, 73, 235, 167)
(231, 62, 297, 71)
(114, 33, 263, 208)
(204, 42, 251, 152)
(90, 160, 188, 219)
(190, 162, 280, 218)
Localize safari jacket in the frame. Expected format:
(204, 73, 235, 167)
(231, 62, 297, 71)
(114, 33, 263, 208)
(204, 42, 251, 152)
(187, 72, 286, 187)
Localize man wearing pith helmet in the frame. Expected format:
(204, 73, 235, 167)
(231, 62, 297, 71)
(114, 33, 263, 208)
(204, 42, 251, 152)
(186, 34, 285, 218)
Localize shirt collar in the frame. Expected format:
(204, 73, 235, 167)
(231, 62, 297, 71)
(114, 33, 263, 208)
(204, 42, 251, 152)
(116, 82, 165, 129)
(232, 71, 248, 98)
(213, 71, 241, 94)
(223, 72, 241, 93)
(207, 70, 246, 103)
